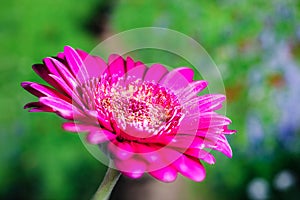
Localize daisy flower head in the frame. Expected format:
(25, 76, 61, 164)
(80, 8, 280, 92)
(22, 46, 235, 183)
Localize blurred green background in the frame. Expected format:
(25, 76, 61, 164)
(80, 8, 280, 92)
(1, 0, 300, 199)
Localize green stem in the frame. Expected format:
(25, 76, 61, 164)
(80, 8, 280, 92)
(92, 166, 121, 200)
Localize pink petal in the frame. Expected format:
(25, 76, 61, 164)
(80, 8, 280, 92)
(178, 80, 208, 101)
(24, 102, 54, 112)
(114, 157, 147, 175)
(76, 48, 108, 79)
(21, 82, 65, 99)
(144, 63, 168, 82)
(43, 57, 61, 77)
(64, 46, 90, 83)
(48, 74, 84, 109)
(57, 52, 65, 60)
(86, 129, 116, 144)
(198, 94, 226, 112)
(159, 67, 194, 91)
(39, 96, 84, 120)
(122, 171, 144, 179)
(32, 64, 65, 92)
(183, 148, 216, 164)
(75, 49, 89, 60)
(167, 135, 214, 150)
(125, 64, 147, 84)
(223, 126, 237, 135)
(125, 56, 135, 72)
(62, 122, 99, 132)
(47, 57, 78, 89)
(173, 155, 206, 182)
(149, 166, 178, 182)
(213, 135, 232, 158)
(108, 141, 134, 160)
(108, 54, 125, 77)
(198, 112, 232, 129)
(85, 55, 107, 78)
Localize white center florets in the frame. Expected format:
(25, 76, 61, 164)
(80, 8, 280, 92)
(92, 75, 183, 139)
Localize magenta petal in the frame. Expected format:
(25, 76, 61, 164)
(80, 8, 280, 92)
(86, 129, 116, 144)
(122, 171, 144, 179)
(198, 112, 231, 129)
(223, 126, 237, 135)
(21, 82, 70, 102)
(47, 74, 84, 109)
(176, 67, 194, 82)
(43, 57, 61, 77)
(125, 65, 146, 84)
(198, 94, 226, 112)
(82, 55, 107, 78)
(149, 166, 178, 182)
(144, 63, 168, 82)
(213, 135, 232, 158)
(160, 67, 193, 91)
(108, 54, 125, 77)
(39, 96, 84, 120)
(32, 64, 65, 92)
(75, 49, 107, 78)
(125, 56, 135, 72)
(64, 46, 81, 76)
(184, 149, 216, 164)
(114, 157, 147, 174)
(47, 57, 78, 89)
(75, 49, 89, 60)
(24, 102, 54, 112)
(173, 155, 206, 182)
(108, 142, 134, 160)
(62, 122, 99, 132)
(57, 52, 65, 60)
(178, 80, 208, 101)
(64, 46, 92, 84)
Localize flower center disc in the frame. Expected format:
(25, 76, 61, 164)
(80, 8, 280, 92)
(95, 77, 183, 141)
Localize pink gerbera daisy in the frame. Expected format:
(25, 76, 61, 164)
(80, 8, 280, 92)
(22, 46, 235, 183)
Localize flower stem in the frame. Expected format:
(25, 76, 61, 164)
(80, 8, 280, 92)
(92, 166, 121, 200)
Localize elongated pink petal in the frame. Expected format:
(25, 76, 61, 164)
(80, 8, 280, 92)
(62, 122, 99, 132)
(114, 157, 147, 175)
(160, 67, 194, 91)
(47, 75, 85, 109)
(178, 80, 208, 101)
(122, 171, 144, 179)
(39, 97, 84, 120)
(64, 46, 81, 76)
(183, 148, 216, 164)
(84, 55, 107, 78)
(198, 94, 226, 112)
(149, 166, 178, 182)
(24, 102, 54, 112)
(86, 129, 116, 144)
(32, 64, 65, 92)
(125, 56, 135, 72)
(108, 141, 134, 160)
(125, 63, 146, 83)
(47, 57, 78, 89)
(144, 63, 168, 82)
(198, 112, 232, 129)
(173, 155, 206, 182)
(108, 54, 125, 77)
(64, 46, 91, 84)
(75, 49, 88, 60)
(213, 135, 232, 158)
(21, 82, 70, 102)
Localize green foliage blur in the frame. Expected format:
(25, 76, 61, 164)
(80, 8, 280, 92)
(1, 0, 300, 199)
